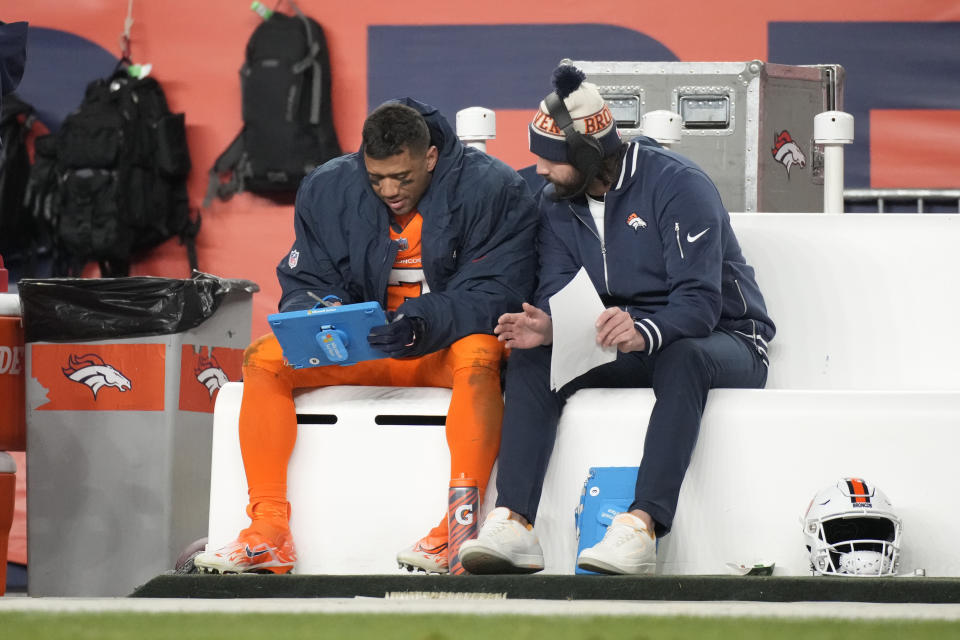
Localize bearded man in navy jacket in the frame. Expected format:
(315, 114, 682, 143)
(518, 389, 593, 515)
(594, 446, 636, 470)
(461, 66, 775, 576)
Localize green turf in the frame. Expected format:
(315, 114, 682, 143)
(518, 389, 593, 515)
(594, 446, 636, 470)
(2, 613, 959, 640)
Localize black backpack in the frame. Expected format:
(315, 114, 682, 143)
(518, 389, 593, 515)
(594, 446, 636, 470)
(0, 93, 40, 268)
(204, 4, 341, 207)
(51, 69, 199, 277)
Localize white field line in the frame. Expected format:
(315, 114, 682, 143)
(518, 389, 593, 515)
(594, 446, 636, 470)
(1, 597, 960, 620)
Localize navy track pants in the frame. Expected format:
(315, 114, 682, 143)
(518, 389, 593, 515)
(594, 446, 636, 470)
(494, 330, 768, 537)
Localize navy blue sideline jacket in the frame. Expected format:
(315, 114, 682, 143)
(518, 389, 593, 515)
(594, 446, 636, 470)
(277, 98, 538, 357)
(534, 140, 775, 364)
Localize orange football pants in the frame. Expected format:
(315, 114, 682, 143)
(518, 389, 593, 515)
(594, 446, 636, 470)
(239, 332, 504, 541)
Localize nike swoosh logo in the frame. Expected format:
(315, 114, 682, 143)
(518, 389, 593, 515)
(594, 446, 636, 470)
(245, 545, 269, 558)
(686, 228, 709, 243)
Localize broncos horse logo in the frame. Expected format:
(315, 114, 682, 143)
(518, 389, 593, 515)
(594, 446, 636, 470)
(62, 353, 132, 398)
(626, 213, 647, 231)
(195, 352, 229, 398)
(771, 130, 806, 177)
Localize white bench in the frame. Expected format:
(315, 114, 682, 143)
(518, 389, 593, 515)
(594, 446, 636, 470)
(207, 213, 960, 576)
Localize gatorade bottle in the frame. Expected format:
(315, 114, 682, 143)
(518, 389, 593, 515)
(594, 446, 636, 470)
(447, 475, 478, 575)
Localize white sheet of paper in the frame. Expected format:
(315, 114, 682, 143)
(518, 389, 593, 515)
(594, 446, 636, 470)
(548, 267, 617, 390)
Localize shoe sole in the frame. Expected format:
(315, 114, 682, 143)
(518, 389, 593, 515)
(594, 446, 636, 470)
(459, 547, 544, 575)
(194, 555, 294, 575)
(576, 555, 655, 576)
(397, 559, 449, 575)
(196, 564, 294, 575)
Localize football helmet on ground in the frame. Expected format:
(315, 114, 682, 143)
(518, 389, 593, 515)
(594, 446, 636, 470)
(802, 477, 901, 577)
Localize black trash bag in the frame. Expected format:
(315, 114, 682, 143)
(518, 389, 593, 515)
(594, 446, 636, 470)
(18, 271, 259, 343)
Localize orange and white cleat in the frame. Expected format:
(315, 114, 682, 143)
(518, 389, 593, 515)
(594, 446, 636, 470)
(397, 533, 449, 574)
(194, 527, 296, 575)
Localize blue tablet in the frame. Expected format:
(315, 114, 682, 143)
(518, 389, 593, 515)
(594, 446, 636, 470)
(267, 301, 389, 368)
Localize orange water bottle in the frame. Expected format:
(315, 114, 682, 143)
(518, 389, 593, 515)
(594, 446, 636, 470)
(447, 474, 478, 575)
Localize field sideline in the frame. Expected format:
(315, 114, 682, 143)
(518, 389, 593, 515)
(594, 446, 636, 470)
(2, 598, 960, 640)
(3, 596, 960, 619)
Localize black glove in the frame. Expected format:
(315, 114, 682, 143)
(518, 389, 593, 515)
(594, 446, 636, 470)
(367, 315, 425, 356)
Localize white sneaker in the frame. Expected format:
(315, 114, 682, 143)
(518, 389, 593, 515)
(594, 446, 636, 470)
(576, 512, 656, 575)
(459, 507, 545, 574)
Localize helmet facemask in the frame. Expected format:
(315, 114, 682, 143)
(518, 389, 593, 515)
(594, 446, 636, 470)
(806, 513, 900, 576)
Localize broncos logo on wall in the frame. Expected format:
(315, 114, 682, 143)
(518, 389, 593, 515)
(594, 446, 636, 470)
(61, 353, 132, 398)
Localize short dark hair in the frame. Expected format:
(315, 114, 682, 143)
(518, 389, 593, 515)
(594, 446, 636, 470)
(362, 103, 431, 159)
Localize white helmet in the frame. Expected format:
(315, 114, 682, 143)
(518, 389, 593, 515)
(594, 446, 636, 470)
(802, 477, 901, 577)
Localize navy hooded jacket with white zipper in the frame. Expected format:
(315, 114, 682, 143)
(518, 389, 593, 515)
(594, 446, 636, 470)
(276, 98, 538, 357)
(534, 140, 775, 362)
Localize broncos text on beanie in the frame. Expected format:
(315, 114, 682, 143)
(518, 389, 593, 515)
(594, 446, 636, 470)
(529, 65, 621, 162)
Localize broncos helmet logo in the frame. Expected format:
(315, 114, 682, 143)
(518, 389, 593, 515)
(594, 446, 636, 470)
(771, 130, 806, 176)
(195, 352, 229, 398)
(626, 213, 647, 231)
(62, 353, 132, 398)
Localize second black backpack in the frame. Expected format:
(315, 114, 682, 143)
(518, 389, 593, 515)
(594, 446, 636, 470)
(205, 6, 341, 206)
(52, 70, 198, 276)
